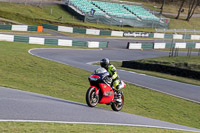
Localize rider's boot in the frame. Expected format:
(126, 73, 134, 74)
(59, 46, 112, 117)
(114, 90, 122, 103)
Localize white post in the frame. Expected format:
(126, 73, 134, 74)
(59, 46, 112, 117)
(193, 29, 195, 44)
(184, 29, 186, 42)
(163, 28, 165, 42)
(51, 8, 53, 15)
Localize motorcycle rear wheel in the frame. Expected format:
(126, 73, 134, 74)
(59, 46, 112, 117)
(86, 87, 99, 107)
(111, 92, 124, 111)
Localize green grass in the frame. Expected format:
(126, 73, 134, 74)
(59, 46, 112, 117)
(156, 49, 200, 52)
(0, 2, 155, 32)
(0, 41, 200, 129)
(122, 0, 200, 15)
(1, 1, 200, 32)
(0, 30, 52, 36)
(0, 42, 90, 103)
(0, 122, 194, 133)
(140, 0, 200, 30)
(167, 15, 200, 30)
(136, 56, 200, 71)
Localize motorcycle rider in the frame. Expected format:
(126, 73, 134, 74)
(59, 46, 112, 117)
(100, 58, 121, 91)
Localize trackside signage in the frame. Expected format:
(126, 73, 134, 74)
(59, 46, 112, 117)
(123, 32, 149, 37)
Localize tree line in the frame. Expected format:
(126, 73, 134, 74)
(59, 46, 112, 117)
(159, 0, 200, 21)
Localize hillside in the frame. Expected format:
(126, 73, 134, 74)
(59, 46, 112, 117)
(0, 1, 200, 31)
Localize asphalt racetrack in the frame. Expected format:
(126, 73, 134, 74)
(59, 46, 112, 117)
(0, 0, 199, 132)
(0, 36, 200, 132)
(26, 47, 200, 132)
(0, 86, 200, 132)
(30, 48, 200, 103)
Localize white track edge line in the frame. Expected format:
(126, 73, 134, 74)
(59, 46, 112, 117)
(25, 48, 199, 131)
(0, 120, 199, 133)
(28, 49, 200, 121)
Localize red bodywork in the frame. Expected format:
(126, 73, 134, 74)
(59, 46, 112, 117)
(91, 83, 115, 104)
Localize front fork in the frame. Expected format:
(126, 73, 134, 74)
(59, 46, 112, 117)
(91, 86, 99, 96)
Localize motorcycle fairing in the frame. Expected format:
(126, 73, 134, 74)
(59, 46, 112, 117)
(99, 83, 115, 104)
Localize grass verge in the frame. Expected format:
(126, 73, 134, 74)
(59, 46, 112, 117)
(0, 41, 199, 129)
(0, 2, 155, 32)
(0, 30, 52, 36)
(0, 122, 194, 133)
(156, 49, 200, 52)
(1, 1, 200, 32)
(133, 56, 200, 71)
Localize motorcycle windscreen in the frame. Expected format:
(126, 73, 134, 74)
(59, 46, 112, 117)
(99, 83, 115, 104)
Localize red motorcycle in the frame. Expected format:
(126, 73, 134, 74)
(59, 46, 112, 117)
(86, 68, 126, 111)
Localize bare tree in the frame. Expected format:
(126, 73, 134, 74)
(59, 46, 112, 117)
(176, 0, 186, 19)
(186, 0, 200, 21)
(160, 0, 165, 14)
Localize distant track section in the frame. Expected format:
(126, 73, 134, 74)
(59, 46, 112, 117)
(29, 48, 200, 103)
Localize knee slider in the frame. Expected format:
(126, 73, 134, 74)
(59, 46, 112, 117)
(116, 85, 120, 90)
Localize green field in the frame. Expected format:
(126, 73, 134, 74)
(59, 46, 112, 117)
(156, 49, 200, 52)
(0, 30, 51, 36)
(133, 56, 200, 71)
(0, 1, 200, 131)
(125, 0, 200, 18)
(0, 122, 194, 133)
(0, 41, 200, 129)
(0, 2, 155, 32)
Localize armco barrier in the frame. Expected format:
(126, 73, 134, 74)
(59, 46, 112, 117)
(86, 29, 100, 35)
(100, 30, 112, 36)
(42, 23, 113, 36)
(58, 39, 72, 46)
(14, 36, 29, 43)
(0, 24, 42, 32)
(196, 43, 200, 48)
(127, 42, 200, 49)
(0, 34, 14, 42)
(0, 34, 108, 48)
(58, 26, 73, 33)
(0, 25, 11, 30)
(42, 23, 200, 41)
(154, 43, 166, 49)
(127, 42, 142, 49)
(73, 28, 86, 34)
(88, 41, 100, 48)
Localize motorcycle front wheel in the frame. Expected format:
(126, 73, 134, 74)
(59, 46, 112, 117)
(111, 92, 124, 111)
(86, 87, 99, 107)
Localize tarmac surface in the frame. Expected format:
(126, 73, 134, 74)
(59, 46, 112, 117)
(29, 46, 200, 103)
(0, 86, 200, 132)
(0, 1, 199, 130)
(0, 41, 199, 132)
